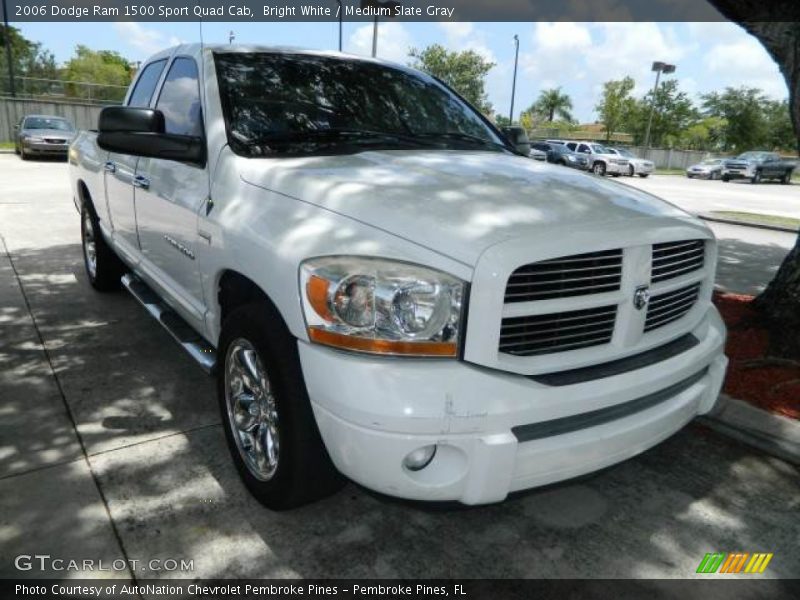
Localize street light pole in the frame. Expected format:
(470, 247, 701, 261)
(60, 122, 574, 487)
(643, 61, 676, 155)
(2, 0, 16, 97)
(509, 34, 519, 124)
(371, 16, 378, 57)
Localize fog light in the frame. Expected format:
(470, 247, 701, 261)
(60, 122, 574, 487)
(402, 445, 437, 471)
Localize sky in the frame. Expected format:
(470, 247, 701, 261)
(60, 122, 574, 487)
(16, 20, 788, 122)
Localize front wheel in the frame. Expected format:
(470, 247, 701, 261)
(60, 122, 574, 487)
(751, 171, 761, 184)
(722, 175, 730, 182)
(81, 202, 125, 291)
(628, 165, 635, 177)
(780, 170, 792, 184)
(638, 173, 649, 178)
(217, 303, 344, 510)
(592, 162, 606, 176)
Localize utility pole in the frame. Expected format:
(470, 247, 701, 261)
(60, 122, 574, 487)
(361, 0, 400, 58)
(2, 0, 16, 97)
(229, 31, 235, 44)
(509, 34, 519, 123)
(643, 61, 676, 155)
(371, 16, 378, 57)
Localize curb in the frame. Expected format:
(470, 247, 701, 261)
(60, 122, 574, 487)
(700, 395, 800, 465)
(699, 213, 799, 234)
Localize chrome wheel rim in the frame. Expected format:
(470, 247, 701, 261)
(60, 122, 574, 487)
(225, 338, 280, 481)
(82, 212, 97, 279)
(593, 164, 604, 175)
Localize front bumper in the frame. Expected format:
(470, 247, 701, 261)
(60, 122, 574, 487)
(605, 161, 627, 174)
(635, 163, 654, 175)
(722, 166, 753, 179)
(300, 306, 727, 504)
(23, 140, 69, 155)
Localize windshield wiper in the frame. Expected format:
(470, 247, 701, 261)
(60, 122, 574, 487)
(233, 128, 437, 149)
(412, 131, 509, 151)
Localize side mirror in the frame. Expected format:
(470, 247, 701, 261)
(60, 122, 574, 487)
(501, 127, 531, 156)
(97, 106, 204, 165)
(13, 124, 19, 130)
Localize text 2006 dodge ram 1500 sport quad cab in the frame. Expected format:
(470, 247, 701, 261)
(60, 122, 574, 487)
(69, 45, 728, 509)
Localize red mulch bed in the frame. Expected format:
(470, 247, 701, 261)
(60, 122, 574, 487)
(714, 291, 800, 420)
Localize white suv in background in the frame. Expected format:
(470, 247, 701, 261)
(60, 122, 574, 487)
(558, 141, 629, 176)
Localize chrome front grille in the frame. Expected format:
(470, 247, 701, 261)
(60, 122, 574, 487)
(504, 249, 622, 303)
(645, 283, 701, 332)
(651, 240, 704, 283)
(499, 306, 617, 356)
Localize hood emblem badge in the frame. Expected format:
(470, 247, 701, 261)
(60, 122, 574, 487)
(633, 285, 651, 311)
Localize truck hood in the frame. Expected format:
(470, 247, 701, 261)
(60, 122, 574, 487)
(240, 150, 694, 266)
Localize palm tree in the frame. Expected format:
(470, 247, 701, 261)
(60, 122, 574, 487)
(531, 87, 574, 122)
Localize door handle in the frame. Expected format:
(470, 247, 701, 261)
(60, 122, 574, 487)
(103, 161, 116, 173)
(132, 175, 150, 190)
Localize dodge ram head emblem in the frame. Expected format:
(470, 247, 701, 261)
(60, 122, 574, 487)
(633, 285, 651, 311)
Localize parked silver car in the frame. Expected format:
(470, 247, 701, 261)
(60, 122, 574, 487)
(14, 115, 77, 160)
(686, 158, 724, 180)
(606, 147, 654, 177)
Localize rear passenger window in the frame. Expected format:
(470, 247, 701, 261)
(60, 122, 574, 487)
(156, 57, 203, 137)
(578, 144, 590, 153)
(127, 60, 167, 108)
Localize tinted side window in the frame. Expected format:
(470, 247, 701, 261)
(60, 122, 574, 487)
(127, 60, 167, 108)
(156, 57, 203, 137)
(566, 143, 577, 151)
(578, 144, 590, 153)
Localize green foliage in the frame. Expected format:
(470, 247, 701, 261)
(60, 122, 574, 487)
(63, 45, 131, 101)
(595, 77, 636, 141)
(701, 86, 770, 151)
(0, 25, 58, 95)
(679, 116, 728, 150)
(408, 44, 495, 114)
(628, 79, 698, 147)
(493, 114, 511, 127)
(528, 87, 574, 122)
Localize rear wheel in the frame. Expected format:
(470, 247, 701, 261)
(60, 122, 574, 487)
(81, 202, 125, 291)
(592, 162, 606, 176)
(217, 302, 344, 510)
(638, 173, 649, 178)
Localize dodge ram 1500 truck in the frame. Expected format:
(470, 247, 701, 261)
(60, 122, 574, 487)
(69, 44, 728, 510)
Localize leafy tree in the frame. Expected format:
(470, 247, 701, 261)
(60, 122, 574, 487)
(595, 77, 636, 141)
(679, 116, 728, 151)
(493, 114, 511, 127)
(701, 86, 770, 151)
(631, 79, 698, 147)
(0, 25, 58, 95)
(763, 99, 795, 151)
(408, 44, 495, 114)
(63, 45, 131, 102)
(529, 87, 574, 122)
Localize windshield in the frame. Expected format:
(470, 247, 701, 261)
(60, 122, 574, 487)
(614, 148, 634, 157)
(590, 144, 610, 154)
(23, 117, 73, 131)
(736, 152, 768, 160)
(702, 159, 721, 165)
(214, 52, 506, 156)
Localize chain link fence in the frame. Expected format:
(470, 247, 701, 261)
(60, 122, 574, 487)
(0, 76, 127, 104)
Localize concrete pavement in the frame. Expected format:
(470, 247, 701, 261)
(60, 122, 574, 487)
(1, 156, 798, 580)
(620, 174, 800, 221)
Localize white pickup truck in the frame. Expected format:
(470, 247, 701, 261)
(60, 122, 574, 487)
(69, 44, 728, 510)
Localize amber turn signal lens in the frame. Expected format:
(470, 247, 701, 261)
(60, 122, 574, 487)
(308, 327, 457, 357)
(306, 275, 333, 321)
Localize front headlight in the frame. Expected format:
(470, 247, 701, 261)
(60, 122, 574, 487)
(24, 135, 44, 142)
(300, 257, 465, 357)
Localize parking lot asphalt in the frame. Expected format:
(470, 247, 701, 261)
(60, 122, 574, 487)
(1, 155, 799, 582)
(620, 174, 799, 221)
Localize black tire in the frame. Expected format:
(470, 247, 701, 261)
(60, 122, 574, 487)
(751, 171, 761, 184)
(20, 145, 29, 160)
(80, 201, 125, 291)
(721, 175, 730, 182)
(217, 302, 345, 510)
(628, 165, 635, 177)
(638, 173, 649, 178)
(781, 170, 791, 184)
(592, 162, 606, 176)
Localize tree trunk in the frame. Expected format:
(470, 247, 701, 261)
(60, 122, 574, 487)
(705, 7, 800, 354)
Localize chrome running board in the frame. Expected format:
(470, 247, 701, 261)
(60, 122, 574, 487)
(121, 273, 216, 374)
